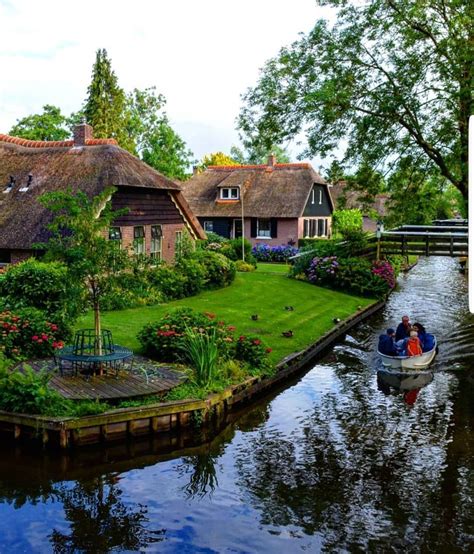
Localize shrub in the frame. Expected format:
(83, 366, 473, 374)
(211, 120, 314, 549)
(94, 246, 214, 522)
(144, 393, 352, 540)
(307, 256, 339, 285)
(101, 272, 162, 310)
(371, 260, 396, 289)
(235, 335, 273, 372)
(137, 307, 234, 362)
(0, 365, 70, 416)
(180, 326, 220, 387)
(191, 250, 236, 287)
(148, 264, 188, 300)
(235, 260, 256, 272)
(0, 308, 65, 360)
(175, 258, 207, 296)
(336, 258, 390, 298)
(0, 260, 81, 334)
(252, 244, 299, 262)
(333, 209, 363, 239)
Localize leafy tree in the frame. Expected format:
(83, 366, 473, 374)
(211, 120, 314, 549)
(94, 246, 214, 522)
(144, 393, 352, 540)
(38, 187, 129, 352)
(124, 87, 166, 154)
(230, 143, 290, 164)
(9, 105, 70, 141)
(198, 151, 239, 171)
(239, 1, 473, 203)
(141, 117, 195, 181)
(333, 209, 363, 239)
(84, 49, 133, 152)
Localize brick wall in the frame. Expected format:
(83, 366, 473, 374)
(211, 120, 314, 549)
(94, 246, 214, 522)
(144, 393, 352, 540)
(120, 222, 187, 262)
(246, 218, 299, 247)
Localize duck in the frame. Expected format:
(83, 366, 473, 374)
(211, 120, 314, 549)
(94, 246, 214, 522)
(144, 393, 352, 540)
(284, 306, 294, 311)
(251, 314, 259, 321)
(282, 330, 293, 338)
(333, 317, 341, 324)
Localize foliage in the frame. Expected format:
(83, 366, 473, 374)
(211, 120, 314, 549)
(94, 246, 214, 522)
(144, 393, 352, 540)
(199, 231, 227, 246)
(333, 209, 363, 240)
(137, 307, 234, 362)
(38, 187, 130, 346)
(235, 335, 273, 372)
(174, 229, 195, 262)
(9, 105, 71, 141)
(147, 264, 188, 301)
(252, 244, 299, 262)
(84, 48, 133, 152)
(0, 259, 82, 333)
(235, 260, 256, 272)
(141, 117, 195, 180)
(198, 152, 239, 171)
(307, 256, 339, 286)
(0, 365, 69, 416)
(0, 308, 64, 360)
(164, 381, 220, 401)
(230, 143, 290, 164)
(238, 0, 472, 202)
(180, 326, 220, 387)
(371, 260, 396, 289)
(101, 272, 162, 311)
(190, 250, 236, 288)
(175, 258, 207, 296)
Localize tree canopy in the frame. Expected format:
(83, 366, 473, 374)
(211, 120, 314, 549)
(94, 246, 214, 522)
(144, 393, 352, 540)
(238, 0, 473, 202)
(198, 151, 239, 171)
(9, 105, 70, 141)
(230, 143, 290, 165)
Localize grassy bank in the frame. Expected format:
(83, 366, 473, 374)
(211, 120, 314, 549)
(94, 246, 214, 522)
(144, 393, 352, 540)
(77, 269, 374, 363)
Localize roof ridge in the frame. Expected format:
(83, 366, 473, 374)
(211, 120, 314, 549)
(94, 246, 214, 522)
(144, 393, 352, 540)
(207, 162, 312, 171)
(0, 133, 117, 148)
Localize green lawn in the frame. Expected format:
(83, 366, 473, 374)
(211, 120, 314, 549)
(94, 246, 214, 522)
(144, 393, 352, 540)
(77, 272, 374, 364)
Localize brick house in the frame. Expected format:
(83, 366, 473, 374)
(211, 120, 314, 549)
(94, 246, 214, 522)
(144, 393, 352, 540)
(181, 156, 334, 246)
(0, 124, 205, 265)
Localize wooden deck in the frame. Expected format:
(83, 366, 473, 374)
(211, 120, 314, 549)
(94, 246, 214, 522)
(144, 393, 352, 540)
(27, 358, 184, 401)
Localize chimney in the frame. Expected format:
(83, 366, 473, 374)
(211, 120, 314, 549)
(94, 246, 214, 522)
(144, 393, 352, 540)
(73, 122, 93, 146)
(267, 153, 276, 167)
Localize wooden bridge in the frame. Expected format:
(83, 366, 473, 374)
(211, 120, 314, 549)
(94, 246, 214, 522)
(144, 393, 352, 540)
(378, 220, 468, 257)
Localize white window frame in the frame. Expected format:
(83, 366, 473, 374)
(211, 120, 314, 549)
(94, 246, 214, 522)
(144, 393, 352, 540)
(220, 187, 240, 200)
(311, 189, 315, 204)
(150, 225, 162, 261)
(133, 226, 145, 255)
(109, 227, 122, 247)
(319, 189, 323, 205)
(203, 220, 214, 232)
(303, 218, 328, 238)
(256, 218, 271, 239)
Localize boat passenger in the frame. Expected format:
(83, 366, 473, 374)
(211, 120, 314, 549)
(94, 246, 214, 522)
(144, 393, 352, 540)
(395, 315, 412, 341)
(406, 330, 423, 357)
(378, 328, 399, 356)
(413, 322, 435, 352)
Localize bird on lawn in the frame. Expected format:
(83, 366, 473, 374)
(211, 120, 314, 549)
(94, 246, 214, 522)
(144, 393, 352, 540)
(333, 317, 341, 324)
(282, 330, 293, 338)
(251, 314, 259, 321)
(285, 306, 294, 311)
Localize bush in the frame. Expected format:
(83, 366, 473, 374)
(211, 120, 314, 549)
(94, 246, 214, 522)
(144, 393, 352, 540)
(0, 307, 65, 360)
(252, 244, 299, 262)
(333, 209, 363, 239)
(0, 365, 70, 416)
(235, 335, 273, 372)
(235, 260, 256, 272)
(137, 307, 234, 362)
(101, 272, 162, 310)
(175, 258, 207, 296)
(191, 250, 236, 287)
(0, 260, 81, 334)
(148, 264, 188, 301)
(180, 326, 220, 387)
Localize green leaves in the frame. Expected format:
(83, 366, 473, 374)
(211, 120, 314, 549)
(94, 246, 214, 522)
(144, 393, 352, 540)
(9, 105, 71, 141)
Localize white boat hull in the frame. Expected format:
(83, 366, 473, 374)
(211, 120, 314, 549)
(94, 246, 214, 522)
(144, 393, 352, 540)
(378, 338, 437, 370)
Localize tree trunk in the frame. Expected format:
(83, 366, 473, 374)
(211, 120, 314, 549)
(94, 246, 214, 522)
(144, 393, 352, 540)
(94, 300, 102, 356)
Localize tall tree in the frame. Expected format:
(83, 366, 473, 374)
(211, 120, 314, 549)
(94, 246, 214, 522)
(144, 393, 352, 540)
(84, 49, 133, 152)
(197, 151, 239, 171)
(239, 0, 473, 203)
(230, 143, 290, 164)
(9, 105, 70, 141)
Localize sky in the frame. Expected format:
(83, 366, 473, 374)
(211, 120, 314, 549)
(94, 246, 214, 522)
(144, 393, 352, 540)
(0, 0, 334, 165)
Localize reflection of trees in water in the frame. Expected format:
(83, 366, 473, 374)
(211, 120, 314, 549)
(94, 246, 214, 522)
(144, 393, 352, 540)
(233, 367, 474, 550)
(49, 474, 164, 553)
(178, 454, 219, 500)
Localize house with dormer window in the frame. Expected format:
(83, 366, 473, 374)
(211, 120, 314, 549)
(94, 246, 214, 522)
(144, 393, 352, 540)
(181, 155, 334, 246)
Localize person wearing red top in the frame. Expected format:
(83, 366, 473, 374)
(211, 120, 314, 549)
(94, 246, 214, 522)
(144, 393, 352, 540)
(406, 330, 423, 357)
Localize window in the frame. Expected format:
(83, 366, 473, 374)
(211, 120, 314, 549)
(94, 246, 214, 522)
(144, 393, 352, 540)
(303, 218, 328, 238)
(109, 227, 122, 246)
(257, 218, 271, 238)
(220, 187, 239, 200)
(150, 225, 162, 261)
(133, 226, 145, 255)
(175, 230, 183, 258)
(319, 189, 323, 205)
(311, 189, 315, 204)
(203, 221, 214, 232)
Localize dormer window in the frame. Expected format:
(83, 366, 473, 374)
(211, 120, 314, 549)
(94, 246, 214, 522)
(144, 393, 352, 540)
(19, 174, 33, 193)
(220, 187, 240, 200)
(3, 176, 15, 194)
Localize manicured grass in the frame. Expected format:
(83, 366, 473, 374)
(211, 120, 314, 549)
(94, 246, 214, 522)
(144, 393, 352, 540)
(255, 263, 291, 274)
(77, 273, 374, 364)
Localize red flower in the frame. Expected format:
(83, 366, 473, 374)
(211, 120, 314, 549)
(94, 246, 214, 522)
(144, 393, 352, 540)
(32, 335, 39, 341)
(239, 335, 246, 341)
(41, 334, 49, 341)
(253, 339, 262, 346)
(266, 348, 272, 353)
(204, 312, 216, 319)
(227, 326, 236, 331)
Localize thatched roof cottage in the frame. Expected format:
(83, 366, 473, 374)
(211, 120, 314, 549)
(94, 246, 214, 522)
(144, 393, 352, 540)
(0, 124, 205, 265)
(181, 155, 334, 246)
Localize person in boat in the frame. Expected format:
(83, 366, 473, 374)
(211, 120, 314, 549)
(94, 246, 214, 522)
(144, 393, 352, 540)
(378, 328, 399, 356)
(412, 322, 435, 352)
(406, 330, 423, 357)
(395, 315, 412, 342)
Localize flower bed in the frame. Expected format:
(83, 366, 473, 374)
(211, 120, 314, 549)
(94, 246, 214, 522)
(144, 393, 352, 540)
(252, 244, 299, 262)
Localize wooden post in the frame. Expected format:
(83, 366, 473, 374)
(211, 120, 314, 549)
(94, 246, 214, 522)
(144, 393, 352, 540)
(14, 425, 21, 440)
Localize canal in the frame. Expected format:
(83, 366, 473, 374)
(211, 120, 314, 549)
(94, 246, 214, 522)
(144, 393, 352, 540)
(0, 257, 472, 552)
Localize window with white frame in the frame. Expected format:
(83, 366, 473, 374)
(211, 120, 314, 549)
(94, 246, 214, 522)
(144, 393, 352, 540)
(220, 187, 239, 200)
(257, 218, 271, 238)
(175, 230, 183, 258)
(133, 226, 145, 255)
(203, 221, 214, 232)
(303, 218, 328, 238)
(311, 189, 315, 204)
(150, 225, 162, 261)
(109, 227, 122, 248)
(319, 189, 323, 204)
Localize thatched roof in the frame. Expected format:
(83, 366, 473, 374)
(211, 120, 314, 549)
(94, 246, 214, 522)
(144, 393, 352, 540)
(329, 181, 389, 217)
(181, 163, 331, 218)
(0, 133, 204, 249)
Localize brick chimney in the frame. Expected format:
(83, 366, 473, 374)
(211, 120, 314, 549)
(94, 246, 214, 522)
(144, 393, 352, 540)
(267, 153, 276, 167)
(73, 123, 93, 146)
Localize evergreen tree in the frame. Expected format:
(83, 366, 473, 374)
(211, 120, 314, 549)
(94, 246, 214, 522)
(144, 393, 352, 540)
(84, 49, 134, 152)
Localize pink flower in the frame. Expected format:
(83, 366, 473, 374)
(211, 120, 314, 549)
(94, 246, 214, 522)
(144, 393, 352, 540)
(32, 335, 39, 341)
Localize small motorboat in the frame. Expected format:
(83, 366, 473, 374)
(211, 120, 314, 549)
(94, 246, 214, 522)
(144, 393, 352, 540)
(377, 337, 437, 371)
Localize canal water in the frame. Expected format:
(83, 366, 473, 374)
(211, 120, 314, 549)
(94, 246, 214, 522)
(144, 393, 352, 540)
(0, 257, 473, 553)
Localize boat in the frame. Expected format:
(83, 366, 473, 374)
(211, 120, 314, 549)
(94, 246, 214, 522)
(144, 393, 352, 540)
(377, 337, 437, 371)
(377, 369, 434, 391)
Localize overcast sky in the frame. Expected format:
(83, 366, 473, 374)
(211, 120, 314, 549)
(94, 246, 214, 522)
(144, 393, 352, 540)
(0, 0, 333, 165)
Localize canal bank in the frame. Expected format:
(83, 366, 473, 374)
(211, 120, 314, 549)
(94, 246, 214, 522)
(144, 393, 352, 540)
(0, 298, 384, 448)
